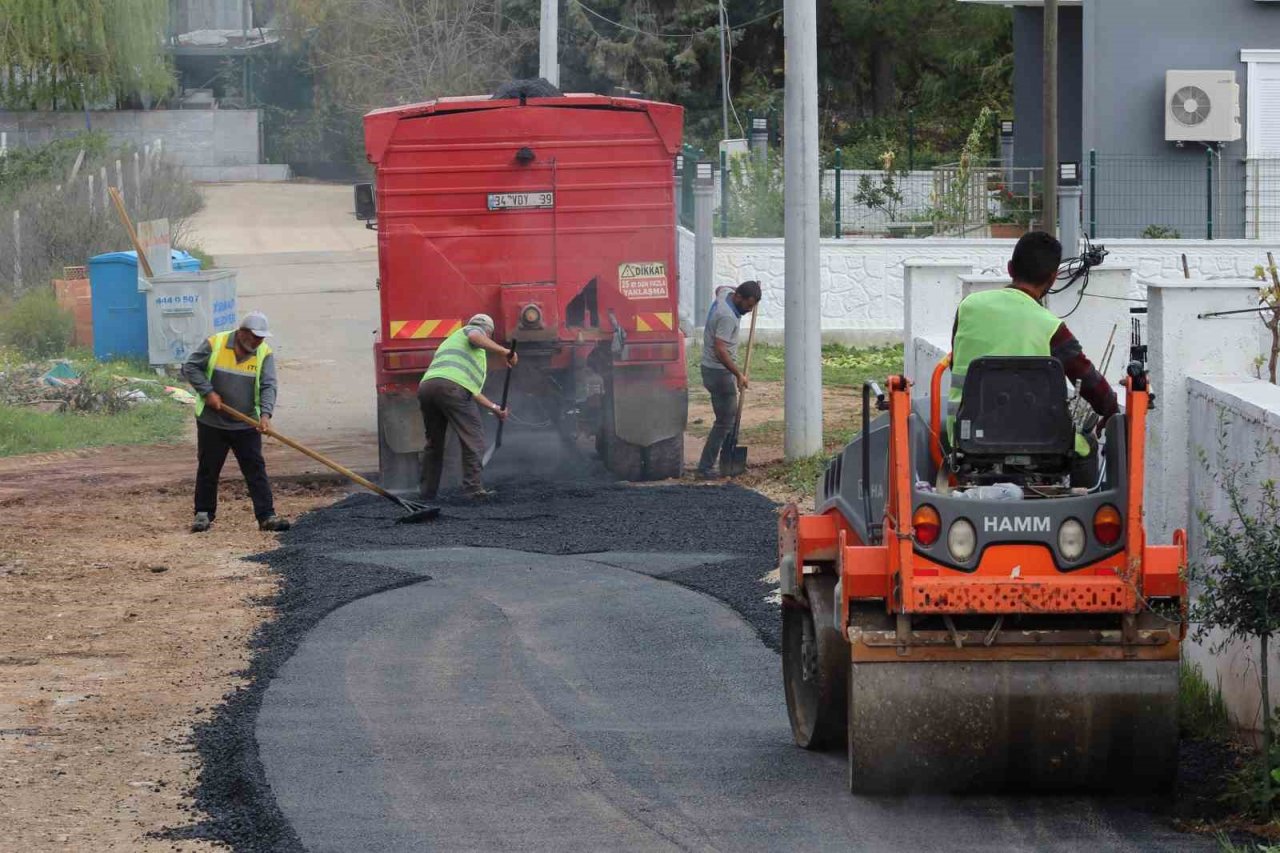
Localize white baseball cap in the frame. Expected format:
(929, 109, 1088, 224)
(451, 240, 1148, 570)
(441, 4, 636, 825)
(468, 313, 495, 335)
(240, 311, 273, 338)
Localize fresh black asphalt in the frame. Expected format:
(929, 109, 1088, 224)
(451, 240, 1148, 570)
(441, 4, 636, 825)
(164, 462, 1209, 851)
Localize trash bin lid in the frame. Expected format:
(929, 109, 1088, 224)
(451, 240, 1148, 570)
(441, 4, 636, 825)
(89, 249, 197, 266)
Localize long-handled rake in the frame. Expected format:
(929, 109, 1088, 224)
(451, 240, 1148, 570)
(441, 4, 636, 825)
(219, 403, 440, 524)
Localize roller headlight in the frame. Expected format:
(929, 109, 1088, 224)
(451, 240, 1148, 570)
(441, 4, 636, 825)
(947, 519, 977, 563)
(1058, 519, 1087, 562)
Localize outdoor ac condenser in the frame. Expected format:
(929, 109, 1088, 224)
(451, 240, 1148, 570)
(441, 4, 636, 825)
(1165, 70, 1242, 143)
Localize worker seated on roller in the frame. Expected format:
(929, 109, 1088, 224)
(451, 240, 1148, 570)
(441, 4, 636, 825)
(949, 231, 1118, 475)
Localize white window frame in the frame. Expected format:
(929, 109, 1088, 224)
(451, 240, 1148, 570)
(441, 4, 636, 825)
(1242, 49, 1280, 158)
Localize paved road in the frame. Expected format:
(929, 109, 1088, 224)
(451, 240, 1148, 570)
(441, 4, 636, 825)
(257, 546, 1206, 853)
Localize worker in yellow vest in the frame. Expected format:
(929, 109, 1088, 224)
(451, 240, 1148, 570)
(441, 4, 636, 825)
(181, 311, 291, 533)
(951, 232, 1118, 467)
(418, 313, 518, 501)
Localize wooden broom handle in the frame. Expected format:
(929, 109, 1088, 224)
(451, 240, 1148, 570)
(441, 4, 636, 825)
(107, 186, 154, 278)
(217, 403, 395, 500)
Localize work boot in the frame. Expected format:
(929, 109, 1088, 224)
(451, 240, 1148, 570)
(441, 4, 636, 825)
(695, 469, 723, 482)
(258, 515, 292, 532)
(462, 488, 495, 502)
(191, 512, 212, 533)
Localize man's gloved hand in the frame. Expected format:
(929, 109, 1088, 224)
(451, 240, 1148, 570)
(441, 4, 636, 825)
(204, 391, 224, 412)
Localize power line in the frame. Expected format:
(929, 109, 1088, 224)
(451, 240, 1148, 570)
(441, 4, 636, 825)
(570, 0, 698, 39)
(569, 0, 781, 42)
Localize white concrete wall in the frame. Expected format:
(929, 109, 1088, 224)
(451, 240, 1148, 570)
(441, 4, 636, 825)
(1185, 378, 1280, 734)
(712, 238, 1014, 343)
(1095, 239, 1277, 288)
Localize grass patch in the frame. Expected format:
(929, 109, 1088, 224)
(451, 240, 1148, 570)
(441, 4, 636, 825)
(688, 342, 904, 388)
(1182, 658, 1233, 742)
(0, 402, 187, 457)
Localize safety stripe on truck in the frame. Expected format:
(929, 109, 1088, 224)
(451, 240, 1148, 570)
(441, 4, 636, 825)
(635, 312, 673, 332)
(390, 319, 463, 340)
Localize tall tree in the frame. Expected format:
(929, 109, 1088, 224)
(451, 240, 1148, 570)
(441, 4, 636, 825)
(0, 0, 174, 108)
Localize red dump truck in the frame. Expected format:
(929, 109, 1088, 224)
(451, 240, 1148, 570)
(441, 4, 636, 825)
(360, 87, 687, 490)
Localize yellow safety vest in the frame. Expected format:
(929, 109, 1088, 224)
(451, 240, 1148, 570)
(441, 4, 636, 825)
(950, 287, 1089, 456)
(194, 331, 272, 418)
(421, 327, 487, 394)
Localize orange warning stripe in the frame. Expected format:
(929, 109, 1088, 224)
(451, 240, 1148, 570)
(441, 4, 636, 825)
(635, 312, 673, 332)
(389, 319, 462, 340)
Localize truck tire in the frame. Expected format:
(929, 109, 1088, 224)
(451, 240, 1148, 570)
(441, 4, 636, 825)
(602, 404, 645, 481)
(643, 434, 684, 480)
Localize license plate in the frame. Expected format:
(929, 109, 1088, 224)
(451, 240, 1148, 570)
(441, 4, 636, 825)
(487, 191, 554, 211)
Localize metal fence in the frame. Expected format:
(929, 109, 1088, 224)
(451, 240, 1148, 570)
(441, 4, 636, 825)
(1086, 152, 1248, 240)
(680, 148, 1280, 241)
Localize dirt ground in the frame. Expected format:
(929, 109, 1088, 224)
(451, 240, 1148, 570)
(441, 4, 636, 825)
(0, 377, 819, 850)
(686, 377, 861, 504)
(0, 431, 363, 851)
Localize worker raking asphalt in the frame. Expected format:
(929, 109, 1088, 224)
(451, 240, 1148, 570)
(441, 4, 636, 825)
(158, 462, 780, 851)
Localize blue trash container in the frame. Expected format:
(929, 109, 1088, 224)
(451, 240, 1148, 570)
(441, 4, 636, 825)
(89, 250, 200, 361)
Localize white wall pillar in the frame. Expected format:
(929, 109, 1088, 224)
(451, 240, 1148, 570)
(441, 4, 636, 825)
(903, 261, 971, 380)
(1146, 279, 1266, 542)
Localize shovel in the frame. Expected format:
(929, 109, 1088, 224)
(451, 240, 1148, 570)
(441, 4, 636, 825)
(218, 403, 440, 524)
(719, 308, 758, 477)
(482, 340, 517, 467)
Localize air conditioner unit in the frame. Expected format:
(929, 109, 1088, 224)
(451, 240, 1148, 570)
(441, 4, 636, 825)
(1165, 70, 1241, 143)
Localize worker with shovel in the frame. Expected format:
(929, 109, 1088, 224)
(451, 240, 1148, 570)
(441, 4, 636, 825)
(182, 311, 291, 533)
(696, 281, 761, 480)
(418, 313, 517, 502)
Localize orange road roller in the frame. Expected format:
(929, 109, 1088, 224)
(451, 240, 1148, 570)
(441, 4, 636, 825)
(779, 355, 1186, 794)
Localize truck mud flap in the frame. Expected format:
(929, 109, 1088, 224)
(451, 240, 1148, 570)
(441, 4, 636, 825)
(379, 392, 425, 454)
(611, 380, 687, 448)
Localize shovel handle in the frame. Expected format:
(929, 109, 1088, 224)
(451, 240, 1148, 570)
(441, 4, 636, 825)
(493, 340, 517, 451)
(217, 403, 396, 501)
(731, 310, 759, 433)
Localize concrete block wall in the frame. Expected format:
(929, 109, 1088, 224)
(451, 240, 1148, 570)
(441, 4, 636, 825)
(0, 110, 275, 181)
(1185, 378, 1280, 734)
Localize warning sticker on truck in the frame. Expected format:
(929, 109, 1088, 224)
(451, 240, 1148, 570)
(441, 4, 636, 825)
(618, 262, 669, 300)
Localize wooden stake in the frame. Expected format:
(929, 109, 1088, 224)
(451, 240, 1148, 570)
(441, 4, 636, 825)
(107, 186, 154, 277)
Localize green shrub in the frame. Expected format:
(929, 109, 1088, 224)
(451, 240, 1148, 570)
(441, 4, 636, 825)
(0, 290, 74, 357)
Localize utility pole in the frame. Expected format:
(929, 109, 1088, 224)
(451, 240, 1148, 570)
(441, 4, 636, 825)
(1042, 0, 1058, 235)
(719, 0, 730, 141)
(540, 0, 559, 86)
(783, 0, 822, 459)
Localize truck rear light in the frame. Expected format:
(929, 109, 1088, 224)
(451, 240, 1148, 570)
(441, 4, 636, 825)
(384, 350, 432, 372)
(1058, 519, 1087, 562)
(618, 343, 678, 362)
(913, 505, 941, 546)
(1093, 505, 1122, 546)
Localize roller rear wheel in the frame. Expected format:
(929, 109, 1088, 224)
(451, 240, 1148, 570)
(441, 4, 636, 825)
(782, 574, 848, 750)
